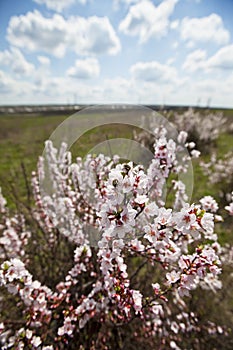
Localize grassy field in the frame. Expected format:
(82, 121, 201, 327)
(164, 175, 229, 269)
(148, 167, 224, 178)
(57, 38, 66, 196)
(0, 108, 232, 203)
(0, 113, 68, 206)
(0, 111, 137, 207)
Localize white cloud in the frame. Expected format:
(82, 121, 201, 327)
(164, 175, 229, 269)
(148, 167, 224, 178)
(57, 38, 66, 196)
(67, 58, 100, 79)
(182, 49, 207, 72)
(0, 70, 35, 101)
(116, 0, 141, 4)
(170, 19, 179, 29)
(166, 57, 175, 65)
(1, 67, 233, 107)
(119, 0, 178, 43)
(7, 10, 121, 57)
(183, 45, 233, 73)
(101, 77, 133, 102)
(114, 0, 141, 7)
(7, 11, 68, 57)
(77, 16, 121, 55)
(0, 70, 15, 94)
(207, 44, 233, 70)
(130, 60, 178, 84)
(0, 47, 35, 76)
(175, 74, 233, 108)
(180, 13, 230, 46)
(172, 41, 179, 49)
(37, 55, 51, 65)
(33, 0, 86, 13)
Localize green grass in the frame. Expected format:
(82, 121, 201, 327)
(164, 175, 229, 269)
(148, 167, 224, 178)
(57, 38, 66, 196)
(0, 113, 68, 173)
(0, 109, 232, 207)
(0, 113, 70, 205)
(216, 132, 233, 157)
(190, 127, 233, 245)
(0, 112, 137, 205)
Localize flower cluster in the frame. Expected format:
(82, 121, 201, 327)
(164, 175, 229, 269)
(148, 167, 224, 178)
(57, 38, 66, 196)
(201, 152, 233, 186)
(0, 128, 228, 349)
(173, 108, 226, 151)
(134, 109, 226, 154)
(225, 192, 233, 216)
(0, 190, 30, 261)
(200, 152, 233, 209)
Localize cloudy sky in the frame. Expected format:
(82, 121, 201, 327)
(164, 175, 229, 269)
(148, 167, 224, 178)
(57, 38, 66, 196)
(0, 0, 233, 107)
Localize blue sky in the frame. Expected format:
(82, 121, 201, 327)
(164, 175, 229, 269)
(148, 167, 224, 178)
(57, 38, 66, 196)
(0, 0, 233, 107)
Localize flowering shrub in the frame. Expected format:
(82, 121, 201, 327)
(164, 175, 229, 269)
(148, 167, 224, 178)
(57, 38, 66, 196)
(200, 152, 233, 206)
(201, 152, 233, 187)
(225, 192, 233, 216)
(0, 128, 229, 349)
(134, 121, 201, 160)
(133, 108, 225, 154)
(173, 108, 226, 152)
